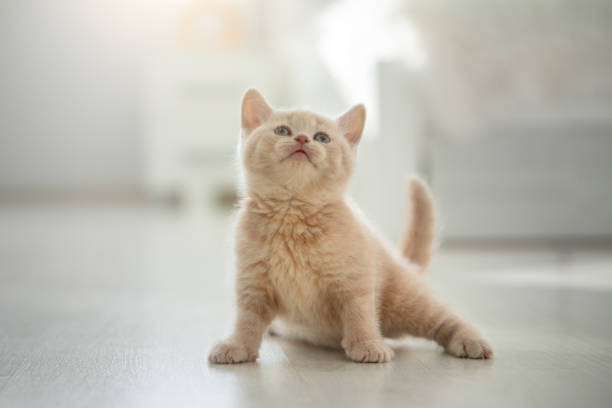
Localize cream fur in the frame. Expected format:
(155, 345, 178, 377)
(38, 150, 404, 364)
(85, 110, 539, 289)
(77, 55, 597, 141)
(209, 89, 493, 364)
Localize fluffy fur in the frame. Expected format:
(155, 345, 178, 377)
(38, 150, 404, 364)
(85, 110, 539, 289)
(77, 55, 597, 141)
(209, 89, 492, 364)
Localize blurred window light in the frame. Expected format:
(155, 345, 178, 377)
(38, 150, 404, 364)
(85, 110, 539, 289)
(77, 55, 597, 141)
(316, 0, 427, 132)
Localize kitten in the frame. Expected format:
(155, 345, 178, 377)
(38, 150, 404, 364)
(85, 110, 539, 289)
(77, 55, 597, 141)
(208, 89, 493, 363)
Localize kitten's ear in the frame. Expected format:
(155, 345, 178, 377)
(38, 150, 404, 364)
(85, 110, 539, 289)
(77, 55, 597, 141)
(241, 88, 273, 135)
(337, 104, 366, 146)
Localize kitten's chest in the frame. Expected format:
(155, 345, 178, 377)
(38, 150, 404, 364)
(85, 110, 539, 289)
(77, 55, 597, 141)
(266, 240, 336, 325)
(264, 212, 326, 286)
(254, 209, 336, 319)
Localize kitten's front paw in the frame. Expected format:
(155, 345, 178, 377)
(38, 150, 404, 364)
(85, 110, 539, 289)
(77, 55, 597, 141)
(208, 340, 258, 364)
(446, 328, 493, 359)
(343, 339, 394, 363)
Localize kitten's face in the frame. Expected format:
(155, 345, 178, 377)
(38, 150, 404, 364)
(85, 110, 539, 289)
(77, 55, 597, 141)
(239, 89, 365, 200)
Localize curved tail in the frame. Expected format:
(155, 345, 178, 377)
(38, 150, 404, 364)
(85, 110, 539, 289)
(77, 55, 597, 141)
(400, 176, 436, 272)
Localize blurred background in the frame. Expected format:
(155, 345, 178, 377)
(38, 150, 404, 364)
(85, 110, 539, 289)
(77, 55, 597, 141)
(1, 0, 611, 242)
(2, 2, 612, 406)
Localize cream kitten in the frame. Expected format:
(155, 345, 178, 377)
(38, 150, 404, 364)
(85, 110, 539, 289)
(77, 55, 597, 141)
(208, 89, 492, 364)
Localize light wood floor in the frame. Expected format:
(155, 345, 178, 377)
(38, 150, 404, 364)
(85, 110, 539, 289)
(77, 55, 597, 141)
(0, 206, 611, 407)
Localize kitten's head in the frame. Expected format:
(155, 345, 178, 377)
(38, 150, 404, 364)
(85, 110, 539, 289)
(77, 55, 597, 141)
(239, 88, 365, 201)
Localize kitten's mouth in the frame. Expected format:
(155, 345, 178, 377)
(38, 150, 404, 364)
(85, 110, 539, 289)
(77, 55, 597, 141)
(292, 149, 308, 157)
(283, 148, 316, 166)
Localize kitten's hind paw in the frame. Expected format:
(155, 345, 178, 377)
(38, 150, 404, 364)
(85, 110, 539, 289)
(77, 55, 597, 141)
(446, 329, 493, 359)
(343, 339, 394, 363)
(208, 340, 258, 364)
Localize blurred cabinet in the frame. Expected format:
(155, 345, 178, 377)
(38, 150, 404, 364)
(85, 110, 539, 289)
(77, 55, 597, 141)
(143, 53, 287, 209)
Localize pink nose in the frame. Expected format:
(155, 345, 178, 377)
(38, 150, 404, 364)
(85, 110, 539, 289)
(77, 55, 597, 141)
(294, 135, 309, 145)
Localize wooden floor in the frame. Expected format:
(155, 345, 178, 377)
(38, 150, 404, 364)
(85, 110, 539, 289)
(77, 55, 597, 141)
(0, 206, 611, 407)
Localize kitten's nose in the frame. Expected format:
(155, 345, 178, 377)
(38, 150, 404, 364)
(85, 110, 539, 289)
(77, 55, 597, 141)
(294, 135, 309, 145)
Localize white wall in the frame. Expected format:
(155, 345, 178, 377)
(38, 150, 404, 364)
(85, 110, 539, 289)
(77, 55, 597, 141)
(0, 0, 157, 189)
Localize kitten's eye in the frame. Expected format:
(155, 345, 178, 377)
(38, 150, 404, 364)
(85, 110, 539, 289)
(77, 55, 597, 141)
(274, 126, 292, 136)
(314, 132, 330, 143)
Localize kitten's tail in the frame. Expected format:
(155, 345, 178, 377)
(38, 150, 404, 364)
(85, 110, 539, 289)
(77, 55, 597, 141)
(400, 176, 436, 272)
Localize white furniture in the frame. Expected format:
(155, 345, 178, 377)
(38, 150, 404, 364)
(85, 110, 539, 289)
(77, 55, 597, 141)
(376, 61, 612, 239)
(143, 53, 287, 210)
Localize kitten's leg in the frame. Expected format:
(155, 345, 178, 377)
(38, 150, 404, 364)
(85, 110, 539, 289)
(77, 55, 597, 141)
(340, 292, 394, 363)
(382, 275, 493, 359)
(209, 268, 276, 364)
